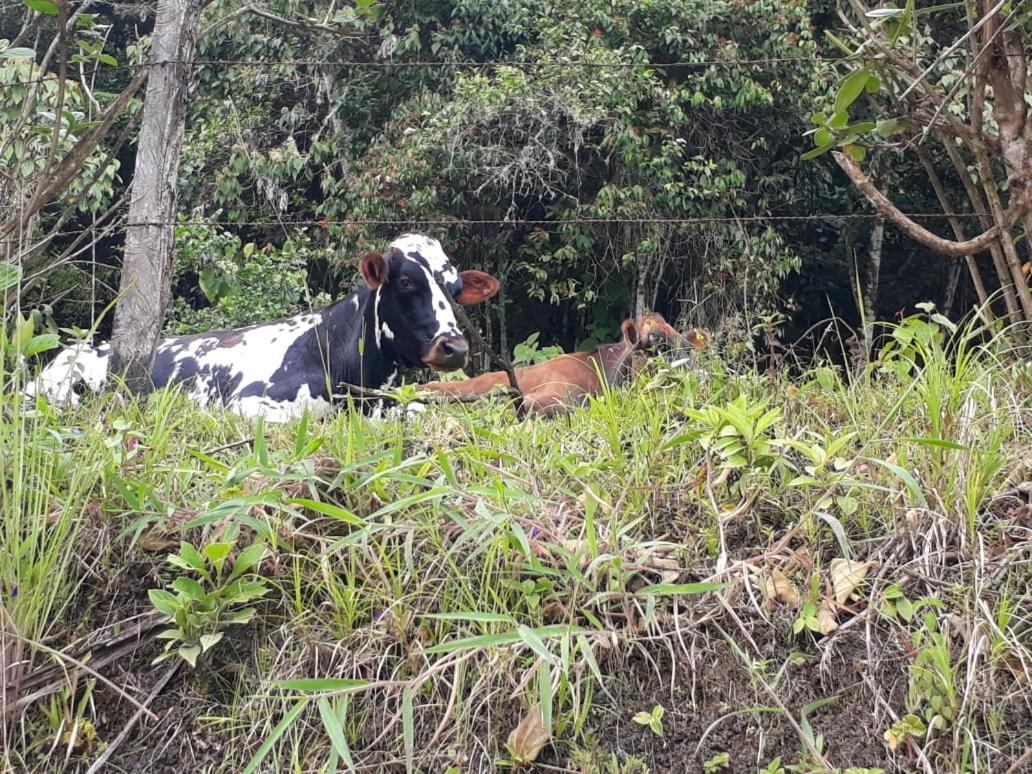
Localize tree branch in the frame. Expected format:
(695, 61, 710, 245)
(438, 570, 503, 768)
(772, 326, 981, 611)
(833, 151, 1025, 257)
(0, 67, 148, 257)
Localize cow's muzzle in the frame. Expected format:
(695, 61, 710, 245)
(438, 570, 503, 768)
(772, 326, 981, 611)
(422, 335, 469, 371)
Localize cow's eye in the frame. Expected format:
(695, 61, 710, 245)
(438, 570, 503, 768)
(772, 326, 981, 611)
(398, 277, 413, 291)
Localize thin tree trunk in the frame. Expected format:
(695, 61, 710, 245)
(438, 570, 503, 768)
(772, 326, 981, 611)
(942, 260, 962, 315)
(863, 218, 883, 359)
(914, 143, 993, 320)
(971, 144, 1032, 321)
(497, 276, 508, 363)
(939, 136, 1017, 321)
(108, 0, 204, 393)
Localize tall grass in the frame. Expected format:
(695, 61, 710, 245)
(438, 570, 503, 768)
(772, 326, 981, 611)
(0, 307, 1029, 772)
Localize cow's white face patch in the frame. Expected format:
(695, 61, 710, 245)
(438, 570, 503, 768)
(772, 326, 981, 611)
(380, 322, 395, 342)
(412, 261, 461, 338)
(389, 233, 459, 284)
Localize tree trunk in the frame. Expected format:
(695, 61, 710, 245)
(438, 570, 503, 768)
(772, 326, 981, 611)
(108, 0, 204, 394)
(915, 142, 994, 321)
(942, 260, 962, 316)
(862, 218, 883, 359)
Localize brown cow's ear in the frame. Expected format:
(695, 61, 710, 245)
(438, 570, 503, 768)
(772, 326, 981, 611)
(456, 270, 500, 304)
(359, 252, 389, 289)
(620, 319, 641, 348)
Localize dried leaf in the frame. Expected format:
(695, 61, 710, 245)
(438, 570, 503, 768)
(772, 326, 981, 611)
(817, 599, 838, 635)
(1001, 651, 1029, 683)
(830, 558, 872, 604)
(139, 529, 176, 553)
(506, 703, 549, 764)
(766, 568, 800, 607)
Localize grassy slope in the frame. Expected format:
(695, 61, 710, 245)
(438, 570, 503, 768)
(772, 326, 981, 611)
(2, 313, 1030, 774)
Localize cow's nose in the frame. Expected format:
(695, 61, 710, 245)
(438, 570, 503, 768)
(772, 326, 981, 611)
(422, 335, 469, 370)
(440, 338, 468, 360)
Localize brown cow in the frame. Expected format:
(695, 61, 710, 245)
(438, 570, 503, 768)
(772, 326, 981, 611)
(419, 313, 708, 417)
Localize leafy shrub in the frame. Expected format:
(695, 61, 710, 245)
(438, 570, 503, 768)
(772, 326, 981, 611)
(165, 222, 332, 334)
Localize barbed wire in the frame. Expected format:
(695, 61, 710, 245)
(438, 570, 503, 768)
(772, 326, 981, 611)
(172, 214, 987, 227)
(14, 212, 990, 242)
(4, 48, 1026, 89)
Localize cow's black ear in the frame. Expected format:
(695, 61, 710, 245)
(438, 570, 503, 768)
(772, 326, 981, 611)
(620, 319, 641, 348)
(359, 252, 389, 289)
(456, 270, 500, 304)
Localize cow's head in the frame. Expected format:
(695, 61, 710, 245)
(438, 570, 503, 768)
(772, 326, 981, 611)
(633, 313, 709, 354)
(359, 235, 500, 371)
(616, 314, 710, 378)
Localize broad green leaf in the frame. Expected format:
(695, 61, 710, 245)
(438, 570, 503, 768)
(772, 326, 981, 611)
(96, 53, 118, 66)
(176, 542, 208, 574)
(846, 144, 867, 162)
(1, 47, 35, 59)
(148, 589, 178, 618)
(202, 541, 233, 564)
(199, 632, 224, 652)
(801, 140, 838, 161)
(22, 334, 59, 357)
(171, 576, 207, 601)
(179, 644, 201, 667)
(229, 543, 268, 579)
(866, 7, 905, 18)
(24, 0, 59, 15)
(0, 263, 22, 291)
(876, 118, 904, 137)
(834, 70, 871, 114)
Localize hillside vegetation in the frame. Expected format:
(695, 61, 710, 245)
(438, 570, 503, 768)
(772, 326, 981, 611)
(2, 309, 1030, 773)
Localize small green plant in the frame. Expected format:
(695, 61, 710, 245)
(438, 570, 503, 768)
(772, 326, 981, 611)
(149, 532, 270, 667)
(703, 751, 730, 772)
(793, 599, 822, 636)
(758, 757, 786, 774)
(906, 612, 959, 734)
(40, 676, 98, 754)
(512, 331, 563, 367)
(631, 704, 664, 737)
(883, 713, 926, 754)
(673, 394, 784, 473)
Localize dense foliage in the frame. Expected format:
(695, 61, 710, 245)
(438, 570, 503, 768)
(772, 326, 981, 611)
(4, 0, 1002, 361)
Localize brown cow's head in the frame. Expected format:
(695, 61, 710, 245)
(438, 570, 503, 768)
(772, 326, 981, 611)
(631, 313, 710, 354)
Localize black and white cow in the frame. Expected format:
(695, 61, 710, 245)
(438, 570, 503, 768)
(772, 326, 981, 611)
(24, 234, 500, 422)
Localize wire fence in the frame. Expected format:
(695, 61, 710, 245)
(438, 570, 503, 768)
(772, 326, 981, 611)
(2, 48, 1027, 90)
(12, 212, 992, 245)
(1, 46, 1002, 243)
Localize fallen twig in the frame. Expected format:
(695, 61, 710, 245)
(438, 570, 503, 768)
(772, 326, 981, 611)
(84, 659, 182, 774)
